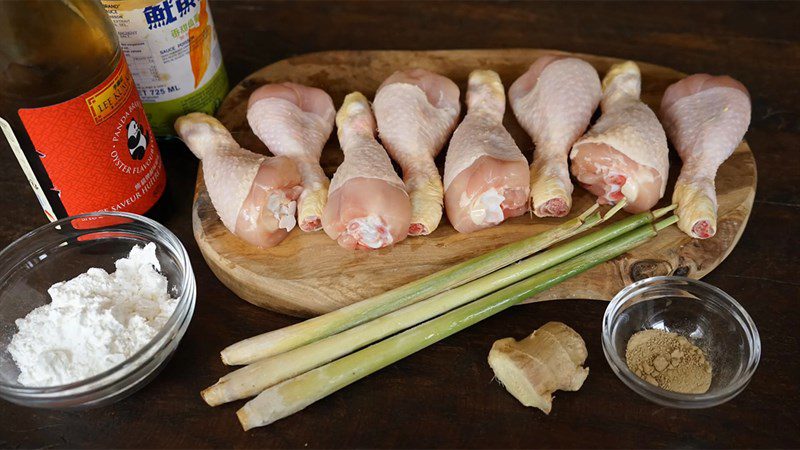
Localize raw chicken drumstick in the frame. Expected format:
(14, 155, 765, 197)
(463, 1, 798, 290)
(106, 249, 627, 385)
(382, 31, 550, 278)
(175, 113, 302, 248)
(660, 74, 751, 239)
(509, 56, 602, 217)
(322, 92, 412, 250)
(443, 70, 530, 233)
(247, 83, 336, 232)
(570, 61, 669, 213)
(373, 68, 461, 235)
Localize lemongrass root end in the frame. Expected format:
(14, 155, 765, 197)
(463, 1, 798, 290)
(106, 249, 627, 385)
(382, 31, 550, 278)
(237, 406, 256, 431)
(201, 385, 224, 407)
(237, 388, 294, 431)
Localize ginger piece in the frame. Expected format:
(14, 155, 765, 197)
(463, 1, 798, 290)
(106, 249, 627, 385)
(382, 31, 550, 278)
(488, 321, 588, 414)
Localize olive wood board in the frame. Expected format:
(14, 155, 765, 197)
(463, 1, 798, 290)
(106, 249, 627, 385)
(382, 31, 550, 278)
(192, 49, 756, 318)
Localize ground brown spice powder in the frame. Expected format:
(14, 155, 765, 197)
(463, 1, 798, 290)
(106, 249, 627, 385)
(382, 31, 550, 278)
(625, 329, 712, 394)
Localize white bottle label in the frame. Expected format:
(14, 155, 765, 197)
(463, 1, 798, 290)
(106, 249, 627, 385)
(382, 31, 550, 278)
(103, 0, 224, 103)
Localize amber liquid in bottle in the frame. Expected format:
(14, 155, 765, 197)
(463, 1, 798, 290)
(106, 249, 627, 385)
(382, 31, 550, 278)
(0, 0, 166, 221)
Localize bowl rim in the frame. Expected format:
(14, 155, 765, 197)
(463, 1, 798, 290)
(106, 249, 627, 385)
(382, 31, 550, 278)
(0, 211, 195, 396)
(602, 275, 761, 408)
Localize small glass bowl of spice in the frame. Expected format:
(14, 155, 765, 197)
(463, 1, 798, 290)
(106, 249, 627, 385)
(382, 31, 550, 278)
(602, 276, 760, 408)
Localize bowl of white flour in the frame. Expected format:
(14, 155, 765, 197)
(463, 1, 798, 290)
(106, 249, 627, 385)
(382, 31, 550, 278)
(0, 212, 196, 409)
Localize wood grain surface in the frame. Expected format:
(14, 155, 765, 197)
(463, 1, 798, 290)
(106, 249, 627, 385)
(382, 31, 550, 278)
(0, 2, 797, 449)
(194, 49, 756, 317)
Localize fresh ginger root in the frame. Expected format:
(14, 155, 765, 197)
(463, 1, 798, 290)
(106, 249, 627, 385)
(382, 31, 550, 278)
(488, 321, 588, 414)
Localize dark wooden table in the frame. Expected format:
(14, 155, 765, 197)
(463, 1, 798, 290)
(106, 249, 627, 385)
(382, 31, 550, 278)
(2, 1, 798, 448)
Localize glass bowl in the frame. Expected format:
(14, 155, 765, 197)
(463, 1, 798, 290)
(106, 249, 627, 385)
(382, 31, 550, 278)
(0, 212, 195, 409)
(602, 276, 760, 408)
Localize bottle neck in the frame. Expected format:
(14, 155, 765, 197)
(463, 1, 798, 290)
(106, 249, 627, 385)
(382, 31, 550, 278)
(0, 0, 121, 105)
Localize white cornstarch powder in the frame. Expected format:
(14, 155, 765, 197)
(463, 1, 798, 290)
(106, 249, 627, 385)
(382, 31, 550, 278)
(8, 243, 178, 387)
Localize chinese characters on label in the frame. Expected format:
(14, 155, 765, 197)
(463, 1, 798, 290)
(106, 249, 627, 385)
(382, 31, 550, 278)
(144, 0, 198, 30)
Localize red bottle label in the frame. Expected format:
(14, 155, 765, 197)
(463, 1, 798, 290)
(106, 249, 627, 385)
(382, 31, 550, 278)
(18, 56, 166, 219)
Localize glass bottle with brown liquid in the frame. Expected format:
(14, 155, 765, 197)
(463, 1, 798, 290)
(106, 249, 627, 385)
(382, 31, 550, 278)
(0, 0, 166, 221)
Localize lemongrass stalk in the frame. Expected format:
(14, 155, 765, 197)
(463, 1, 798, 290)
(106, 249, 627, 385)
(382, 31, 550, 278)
(237, 216, 679, 430)
(223, 202, 675, 368)
(203, 204, 659, 406)
(221, 203, 604, 366)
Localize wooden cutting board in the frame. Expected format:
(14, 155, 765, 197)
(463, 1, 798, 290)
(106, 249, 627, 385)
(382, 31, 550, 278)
(192, 49, 756, 318)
